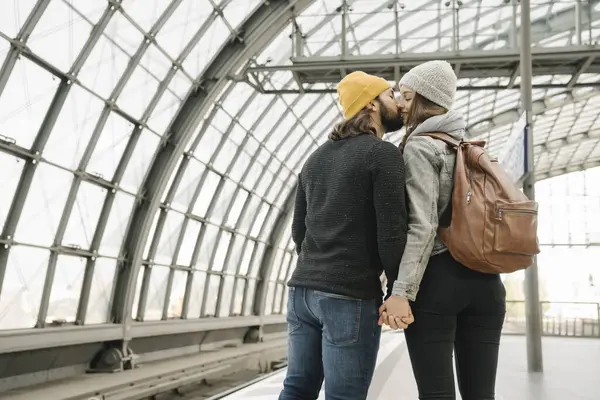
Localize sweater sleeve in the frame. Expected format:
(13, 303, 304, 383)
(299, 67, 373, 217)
(367, 141, 408, 297)
(291, 173, 307, 255)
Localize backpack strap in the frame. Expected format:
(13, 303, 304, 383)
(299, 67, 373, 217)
(411, 132, 458, 228)
(416, 132, 461, 148)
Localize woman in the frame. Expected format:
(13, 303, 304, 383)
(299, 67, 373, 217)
(279, 71, 411, 400)
(380, 60, 506, 399)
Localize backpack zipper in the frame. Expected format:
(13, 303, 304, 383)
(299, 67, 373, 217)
(497, 208, 538, 218)
(466, 146, 474, 203)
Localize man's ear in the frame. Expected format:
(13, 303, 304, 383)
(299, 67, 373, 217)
(366, 101, 377, 111)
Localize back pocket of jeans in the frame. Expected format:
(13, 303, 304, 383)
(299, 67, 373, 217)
(314, 291, 361, 346)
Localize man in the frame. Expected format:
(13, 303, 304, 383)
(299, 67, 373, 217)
(279, 71, 411, 400)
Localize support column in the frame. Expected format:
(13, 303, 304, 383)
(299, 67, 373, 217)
(510, 0, 518, 48)
(451, 0, 460, 52)
(575, 0, 582, 45)
(394, 2, 400, 55)
(519, 0, 544, 374)
(341, 0, 348, 56)
(293, 20, 303, 57)
(587, 0, 593, 44)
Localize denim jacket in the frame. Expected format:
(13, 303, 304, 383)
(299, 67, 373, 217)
(391, 110, 467, 301)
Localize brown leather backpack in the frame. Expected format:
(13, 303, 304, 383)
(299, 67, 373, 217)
(419, 132, 541, 274)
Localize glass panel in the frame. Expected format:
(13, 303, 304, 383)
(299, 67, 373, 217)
(239, 240, 254, 276)
(182, 17, 229, 77)
(63, 181, 106, 249)
(211, 180, 237, 225)
(196, 224, 218, 271)
(177, 219, 202, 266)
(229, 147, 252, 182)
(203, 274, 221, 316)
(121, 0, 173, 32)
(244, 279, 256, 316)
(147, 87, 181, 135)
(118, 64, 161, 120)
(193, 170, 220, 217)
(28, 0, 90, 71)
(0, 58, 59, 149)
(0, 153, 24, 232)
(15, 163, 71, 247)
(232, 278, 245, 316)
(238, 195, 261, 234)
(225, 235, 243, 273)
(0, 247, 48, 329)
(249, 242, 265, 278)
(186, 270, 206, 318)
(154, 211, 185, 265)
(86, 112, 133, 181)
(167, 269, 188, 318)
(98, 191, 135, 257)
(264, 282, 275, 315)
(278, 252, 292, 281)
(144, 265, 170, 320)
(250, 203, 270, 238)
(172, 159, 206, 212)
(0, 0, 38, 37)
(273, 283, 284, 314)
(226, 189, 248, 228)
(271, 249, 285, 281)
(213, 138, 238, 174)
(77, 34, 130, 99)
(260, 206, 278, 241)
(44, 85, 105, 170)
(222, 0, 262, 30)
(217, 275, 235, 317)
(46, 255, 86, 324)
(120, 129, 161, 193)
(212, 232, 232, 272)
(155, 0, 213, 58)
(85, 257, 117, 324)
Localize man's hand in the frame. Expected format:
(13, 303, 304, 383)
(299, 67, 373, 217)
(378, 296, 414, 330)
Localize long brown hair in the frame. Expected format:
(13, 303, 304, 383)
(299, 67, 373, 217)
(329, 104, 378, 141)
(400, 93, 447, 149)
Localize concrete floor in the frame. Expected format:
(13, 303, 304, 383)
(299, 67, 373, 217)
(224, 332, 600, 399)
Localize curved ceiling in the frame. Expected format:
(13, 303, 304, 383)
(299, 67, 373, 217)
(0, 0, 599, 340)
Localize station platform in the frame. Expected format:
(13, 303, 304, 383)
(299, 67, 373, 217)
(223, 332, 600, 400)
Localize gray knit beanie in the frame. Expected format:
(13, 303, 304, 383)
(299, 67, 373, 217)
(399, 60, 457, 110)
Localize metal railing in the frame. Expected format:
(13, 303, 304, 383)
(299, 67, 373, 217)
(504, 300, 600, 338)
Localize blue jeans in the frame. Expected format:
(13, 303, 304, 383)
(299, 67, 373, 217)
(279, 287, 382, 400)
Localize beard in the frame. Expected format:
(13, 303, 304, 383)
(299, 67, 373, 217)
(381, 106, 404, 133)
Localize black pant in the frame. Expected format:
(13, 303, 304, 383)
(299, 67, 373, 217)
(404, 251, 506, 400)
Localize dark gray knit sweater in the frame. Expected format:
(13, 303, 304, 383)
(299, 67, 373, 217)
(288, 133, 408, 300)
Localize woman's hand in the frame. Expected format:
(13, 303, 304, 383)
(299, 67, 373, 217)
(378, 296, 414, 330)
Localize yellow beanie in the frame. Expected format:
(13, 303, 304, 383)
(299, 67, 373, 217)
(337, 71, 391, 119)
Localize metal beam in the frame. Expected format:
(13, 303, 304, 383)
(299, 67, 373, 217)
(477, 0, 600, 50)
(242, 46, 600, 94)
(0, 315, 285, 354)
(111, 0, 315, 342)
(255, 45, 600, 73)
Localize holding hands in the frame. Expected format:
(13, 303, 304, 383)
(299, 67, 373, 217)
(378, 296, 415, 330)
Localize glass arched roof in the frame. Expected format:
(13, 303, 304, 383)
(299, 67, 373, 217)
(0, 0, 599, 343)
